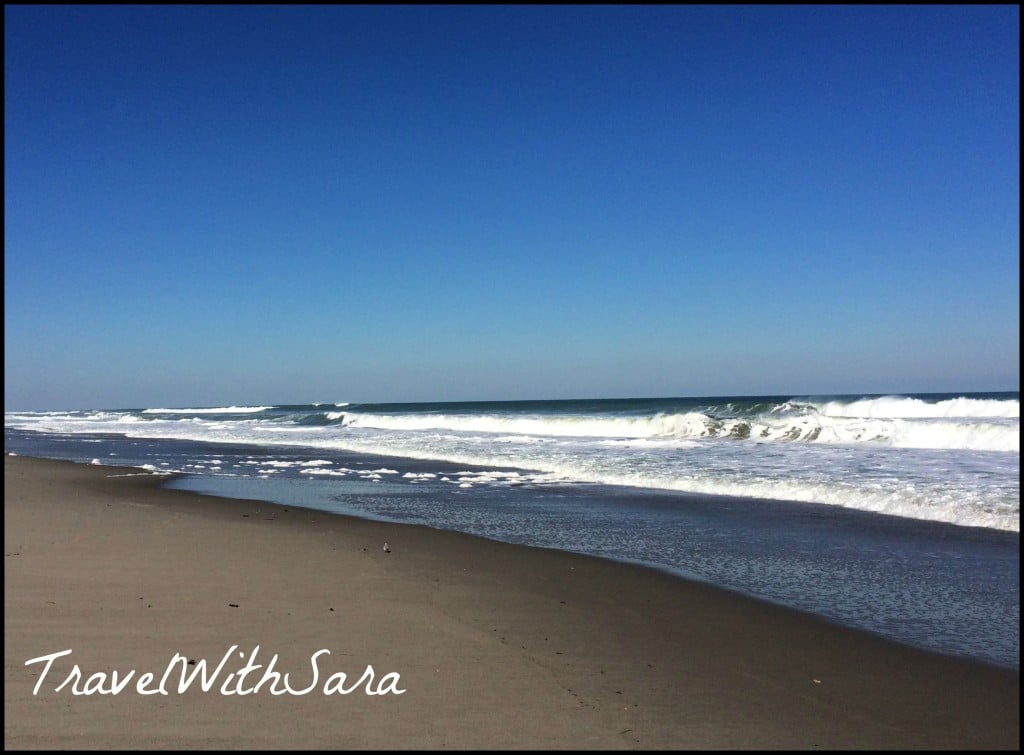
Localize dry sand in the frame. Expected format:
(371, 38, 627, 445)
(4, 454, 1019, 749)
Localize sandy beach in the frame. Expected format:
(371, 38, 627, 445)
(4, 454, 1018, 749)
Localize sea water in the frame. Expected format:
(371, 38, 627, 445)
(5, 392, 1019, 668)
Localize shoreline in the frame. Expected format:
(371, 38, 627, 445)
(4, 454, 1019, 749)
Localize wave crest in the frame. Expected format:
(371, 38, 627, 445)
(339, 407, 1019, 452)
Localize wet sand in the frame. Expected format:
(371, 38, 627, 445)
(4, 454, 1018, 749)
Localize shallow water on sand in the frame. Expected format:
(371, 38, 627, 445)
(5, 428, 1018, 669)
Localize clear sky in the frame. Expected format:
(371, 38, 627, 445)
(4, 5, 1020, 409)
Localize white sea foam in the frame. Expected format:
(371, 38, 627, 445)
(5, 395, 1018, 532)
(338, 408, 1018, 453)
(809, 395, 1019, 419)
(890, 418, 1019, 452)
(339, 409, 752, 441)
(251, 459, 333, 469)
(271, 430, 1019, 531)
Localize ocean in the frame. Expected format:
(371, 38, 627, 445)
(4, 391, 1019, 669)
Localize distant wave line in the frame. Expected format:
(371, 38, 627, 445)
(142, 406, 273, 414)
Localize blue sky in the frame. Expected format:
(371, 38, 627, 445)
(5, 5, 1019, 409)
